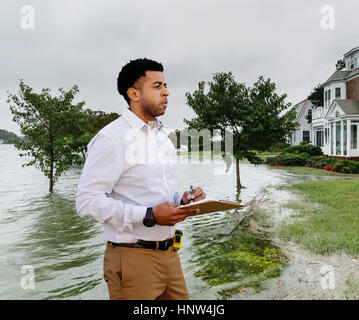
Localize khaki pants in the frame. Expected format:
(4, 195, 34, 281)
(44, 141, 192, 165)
(103, 242, 189, 300)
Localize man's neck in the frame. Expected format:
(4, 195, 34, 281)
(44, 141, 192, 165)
(128, 106, 156, 127)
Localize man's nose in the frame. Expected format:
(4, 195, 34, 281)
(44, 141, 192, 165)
(162, 87, 170, 97)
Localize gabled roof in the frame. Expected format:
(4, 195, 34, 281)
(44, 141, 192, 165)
(335, 100, 359, 115)
(325, 99, 359, 118)
(323, 70, 351, 85)
(288, 99, 311, 122)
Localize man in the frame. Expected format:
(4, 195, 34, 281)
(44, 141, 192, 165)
(76, 58, 206, 300)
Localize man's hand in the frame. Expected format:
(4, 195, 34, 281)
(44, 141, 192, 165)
(153, 202, 200, 226)
(181, 187, 206, 205)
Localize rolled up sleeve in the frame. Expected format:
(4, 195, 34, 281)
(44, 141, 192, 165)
(75, 132, 146, 232)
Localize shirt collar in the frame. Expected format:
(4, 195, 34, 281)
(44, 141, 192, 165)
(122, 107, 163, 133)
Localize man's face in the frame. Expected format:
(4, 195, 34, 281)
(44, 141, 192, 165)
(134, 71, 170, 119)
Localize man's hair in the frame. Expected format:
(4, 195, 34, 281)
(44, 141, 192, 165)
(117, 58, 164, 105)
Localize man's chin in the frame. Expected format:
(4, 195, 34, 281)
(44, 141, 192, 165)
(154, 109, 166, 117)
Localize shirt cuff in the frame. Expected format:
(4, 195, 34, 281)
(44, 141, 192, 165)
(132, 206, 147, 224)
(174, 191, 184, 205)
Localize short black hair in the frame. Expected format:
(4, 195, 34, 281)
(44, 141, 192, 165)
(117, 58, 164, 105)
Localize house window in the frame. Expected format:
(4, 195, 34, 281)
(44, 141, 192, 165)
(325, 90, 332, 107)
(315, 130, 323, 147)
(336, 121, 341, 155)
(303, 131, 310, 142)
(351, 125, 358, 149)
(350, 57, 357, 70)
(335, 88, 341, 99)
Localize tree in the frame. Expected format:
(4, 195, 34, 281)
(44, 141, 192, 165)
(71, 109, 120, 160)
(7, 80, 87, 193)
(336, 59, 346, 71)
(84, 109, 120, 136)
(308, 84, 324, 108)
(184, 72, 297, 188)
(0, 128, 19, 144)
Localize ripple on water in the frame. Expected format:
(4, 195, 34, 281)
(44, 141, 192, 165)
(1, 145, 316, 299)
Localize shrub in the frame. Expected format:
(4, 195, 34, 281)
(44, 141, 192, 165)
(348, 160, 359, 174)
(282, 144, 323, 156)
(266, 154, 307, 166)
(343, 167, 352, 174)
(334, 161, 344, 172)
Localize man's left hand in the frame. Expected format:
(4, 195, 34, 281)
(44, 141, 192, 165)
(181, 187, 206, 205)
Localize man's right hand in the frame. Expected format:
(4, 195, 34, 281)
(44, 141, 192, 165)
(152, 201, 200, 226)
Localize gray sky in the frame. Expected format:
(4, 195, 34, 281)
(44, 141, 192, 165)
(1, 0, 358, 135)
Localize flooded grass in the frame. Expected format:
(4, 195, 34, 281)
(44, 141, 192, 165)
(191, 219, 287, 298)
(279, 179, 359, 256)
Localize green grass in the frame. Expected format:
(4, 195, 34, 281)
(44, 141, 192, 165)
(269, 165, 345, 176)
(279, 179, 359, 255)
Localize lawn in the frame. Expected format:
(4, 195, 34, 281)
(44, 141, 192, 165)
(268, 165, 346, 176)
(279, 179, 359, 256)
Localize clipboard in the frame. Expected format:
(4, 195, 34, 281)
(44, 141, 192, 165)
(178, 198, 246, 215)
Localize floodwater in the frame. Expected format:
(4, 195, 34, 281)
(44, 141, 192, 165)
(0, 144, 330, 299)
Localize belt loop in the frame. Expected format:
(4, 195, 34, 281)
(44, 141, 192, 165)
(155, 241, 159, 250)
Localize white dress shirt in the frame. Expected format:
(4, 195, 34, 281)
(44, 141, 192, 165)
(76, 107, 183, 243)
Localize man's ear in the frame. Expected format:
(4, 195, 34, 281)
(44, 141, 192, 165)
(127, 87, 140, 102)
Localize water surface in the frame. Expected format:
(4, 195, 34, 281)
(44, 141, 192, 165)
(0, 144, 313, 299)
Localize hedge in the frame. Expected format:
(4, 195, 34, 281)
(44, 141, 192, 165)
(281, 144, 323, 156)
(265, 154, 359, 174)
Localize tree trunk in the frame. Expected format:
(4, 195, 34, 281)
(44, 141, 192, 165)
(49, 165, 53, 193)
(49, 138, 54, 193)
(236, 157, 241, 189)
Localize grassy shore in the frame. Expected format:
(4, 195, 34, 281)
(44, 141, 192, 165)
(279, 179, 359, 256)
(268, 165, 347, 176)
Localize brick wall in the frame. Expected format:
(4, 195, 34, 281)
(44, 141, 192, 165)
(346, 77, 359, 99)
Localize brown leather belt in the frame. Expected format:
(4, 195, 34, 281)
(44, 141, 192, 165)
(108, 238, 174, 251)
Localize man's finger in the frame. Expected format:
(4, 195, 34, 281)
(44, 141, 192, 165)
(193, 187, 203, 197)
(176, 208, 200, 215)
(167, 202, 180, 208)
(194, 192, 206, 201)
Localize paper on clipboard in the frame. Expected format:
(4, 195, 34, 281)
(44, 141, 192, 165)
(178, 198, 246, 215)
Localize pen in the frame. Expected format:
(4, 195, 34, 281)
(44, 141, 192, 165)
(189, 185, 194, 204)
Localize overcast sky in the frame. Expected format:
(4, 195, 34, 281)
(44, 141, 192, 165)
(1, 0, 358, 135)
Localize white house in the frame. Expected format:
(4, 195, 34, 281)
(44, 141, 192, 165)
(288, 99, 313, 146)
(312, 46, 359, 159)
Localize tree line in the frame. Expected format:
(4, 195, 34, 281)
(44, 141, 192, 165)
(8, 74, 297, 192)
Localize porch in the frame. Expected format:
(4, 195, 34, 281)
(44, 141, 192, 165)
(313, 119, 359, 158)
